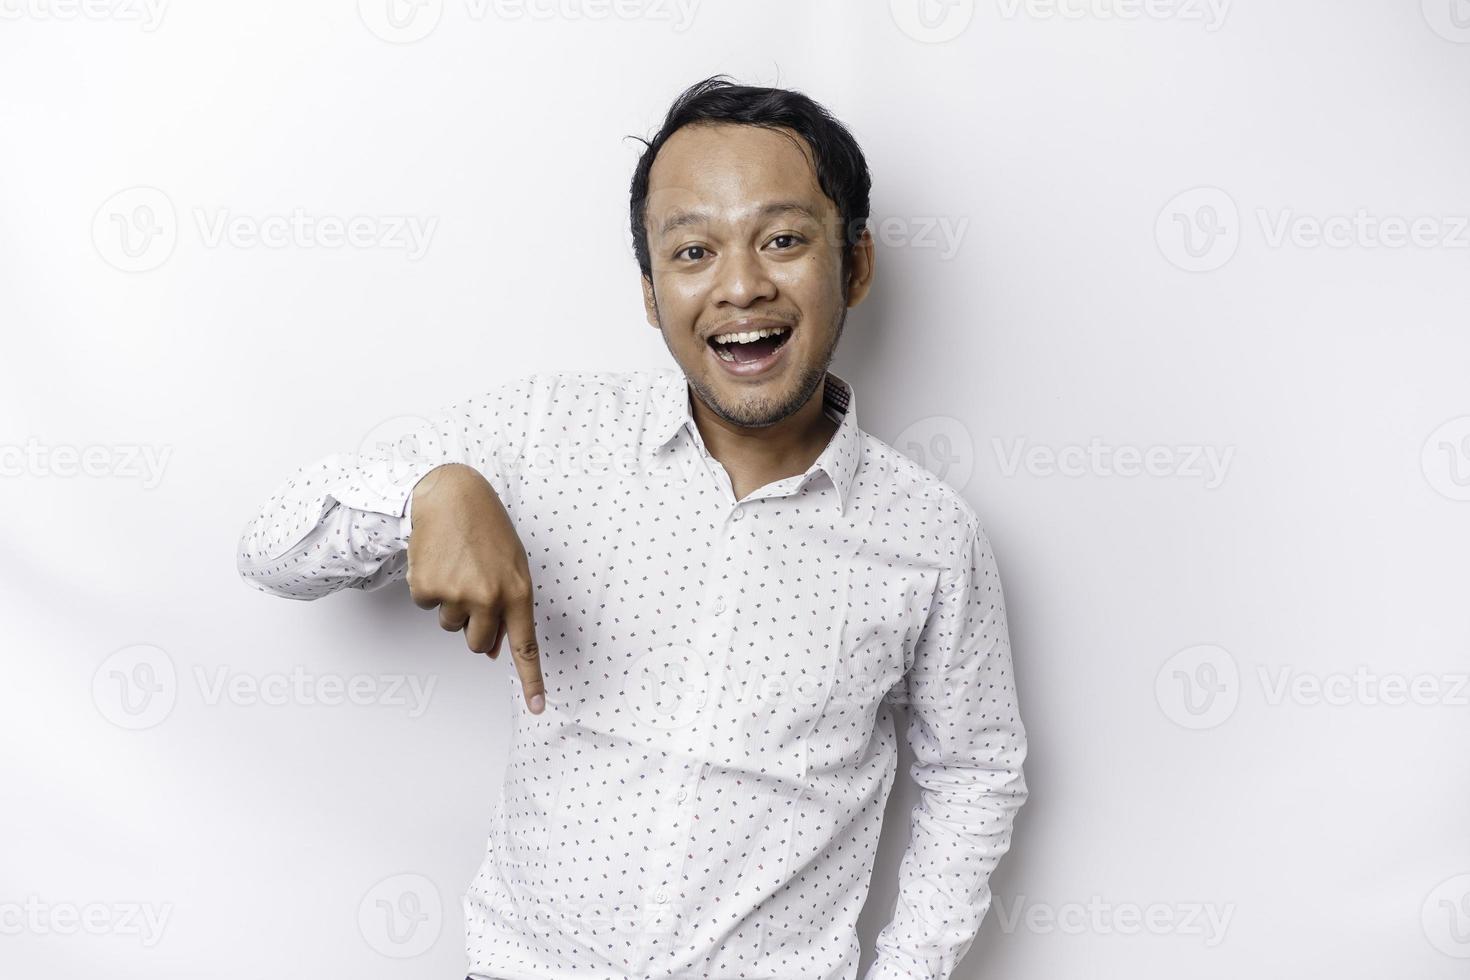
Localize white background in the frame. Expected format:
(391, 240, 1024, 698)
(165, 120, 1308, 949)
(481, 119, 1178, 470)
(2, 1, 1468, 977)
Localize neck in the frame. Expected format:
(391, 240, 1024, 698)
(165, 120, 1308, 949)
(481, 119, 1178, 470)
(690, 378, 839, 501)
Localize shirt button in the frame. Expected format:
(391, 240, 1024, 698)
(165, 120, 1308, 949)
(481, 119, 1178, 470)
(675, 788, 687, 803)
(654, 890, 667, 903)
(712, 597, 727, 615)
(731, 509, 744, 522)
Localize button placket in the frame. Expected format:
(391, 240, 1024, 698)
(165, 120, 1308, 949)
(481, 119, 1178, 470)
(637, 754, 701, 952)
(637, 518, 730, 959)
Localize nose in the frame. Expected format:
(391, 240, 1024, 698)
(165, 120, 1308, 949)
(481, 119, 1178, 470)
(712, 245, 777, 308)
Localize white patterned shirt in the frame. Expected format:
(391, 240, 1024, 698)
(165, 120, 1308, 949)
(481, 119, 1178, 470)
(236, 367, 1028, 980)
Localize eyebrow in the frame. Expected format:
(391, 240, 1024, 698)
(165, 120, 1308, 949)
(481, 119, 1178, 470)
(657, 201, 820, 238)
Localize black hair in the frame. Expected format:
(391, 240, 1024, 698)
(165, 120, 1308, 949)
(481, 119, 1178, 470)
(627, 75, 872, 287)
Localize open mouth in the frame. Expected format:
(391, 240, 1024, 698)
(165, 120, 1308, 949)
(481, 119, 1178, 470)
(707, 324, 793, 366)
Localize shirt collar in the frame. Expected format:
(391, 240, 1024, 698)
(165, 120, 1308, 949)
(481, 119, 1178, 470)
(648, 368, 862, 515)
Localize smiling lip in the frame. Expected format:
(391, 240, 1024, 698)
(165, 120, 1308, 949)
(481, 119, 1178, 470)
(705, 319, 794, 379)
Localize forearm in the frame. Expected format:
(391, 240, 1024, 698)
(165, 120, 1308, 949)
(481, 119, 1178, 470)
(865, 753, 1028, 980)
(865, 519, 1029, 980)
(235, 451, 446, 600)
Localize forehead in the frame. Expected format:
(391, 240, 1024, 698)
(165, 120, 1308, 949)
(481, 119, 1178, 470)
(646, 122, 835, 229)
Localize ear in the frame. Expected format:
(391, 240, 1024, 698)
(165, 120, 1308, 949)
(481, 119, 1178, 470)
(844, 226, 876, 308)
(641, 275, 659, 328)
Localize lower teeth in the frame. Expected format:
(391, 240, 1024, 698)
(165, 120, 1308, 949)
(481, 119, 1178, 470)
(713, 331, 787, 363)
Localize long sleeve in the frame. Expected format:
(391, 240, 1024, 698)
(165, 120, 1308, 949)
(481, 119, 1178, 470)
(864, 519, 1029, 980)
(236, 386, 523, 601)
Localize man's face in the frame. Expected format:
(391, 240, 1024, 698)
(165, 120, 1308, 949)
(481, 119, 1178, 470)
(640, 122, 872, 428)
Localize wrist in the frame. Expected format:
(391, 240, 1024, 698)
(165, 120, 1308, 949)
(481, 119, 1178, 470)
(410, 463, 484, 522)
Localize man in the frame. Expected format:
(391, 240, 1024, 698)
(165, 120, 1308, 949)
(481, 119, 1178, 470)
(236, 75, 1027, 980)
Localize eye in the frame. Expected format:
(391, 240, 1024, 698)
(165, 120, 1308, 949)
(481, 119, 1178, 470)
(676, 244, 709, 262)
(769, 234, 805, 250)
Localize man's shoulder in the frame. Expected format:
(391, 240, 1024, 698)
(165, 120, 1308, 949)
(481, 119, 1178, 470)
(856, 427, 983, 536)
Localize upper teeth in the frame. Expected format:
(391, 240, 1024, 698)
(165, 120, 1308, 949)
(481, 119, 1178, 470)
(713, 326, 789, 344)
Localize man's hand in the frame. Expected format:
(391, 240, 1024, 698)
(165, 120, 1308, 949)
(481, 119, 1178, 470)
(406, 463, 544, 714)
